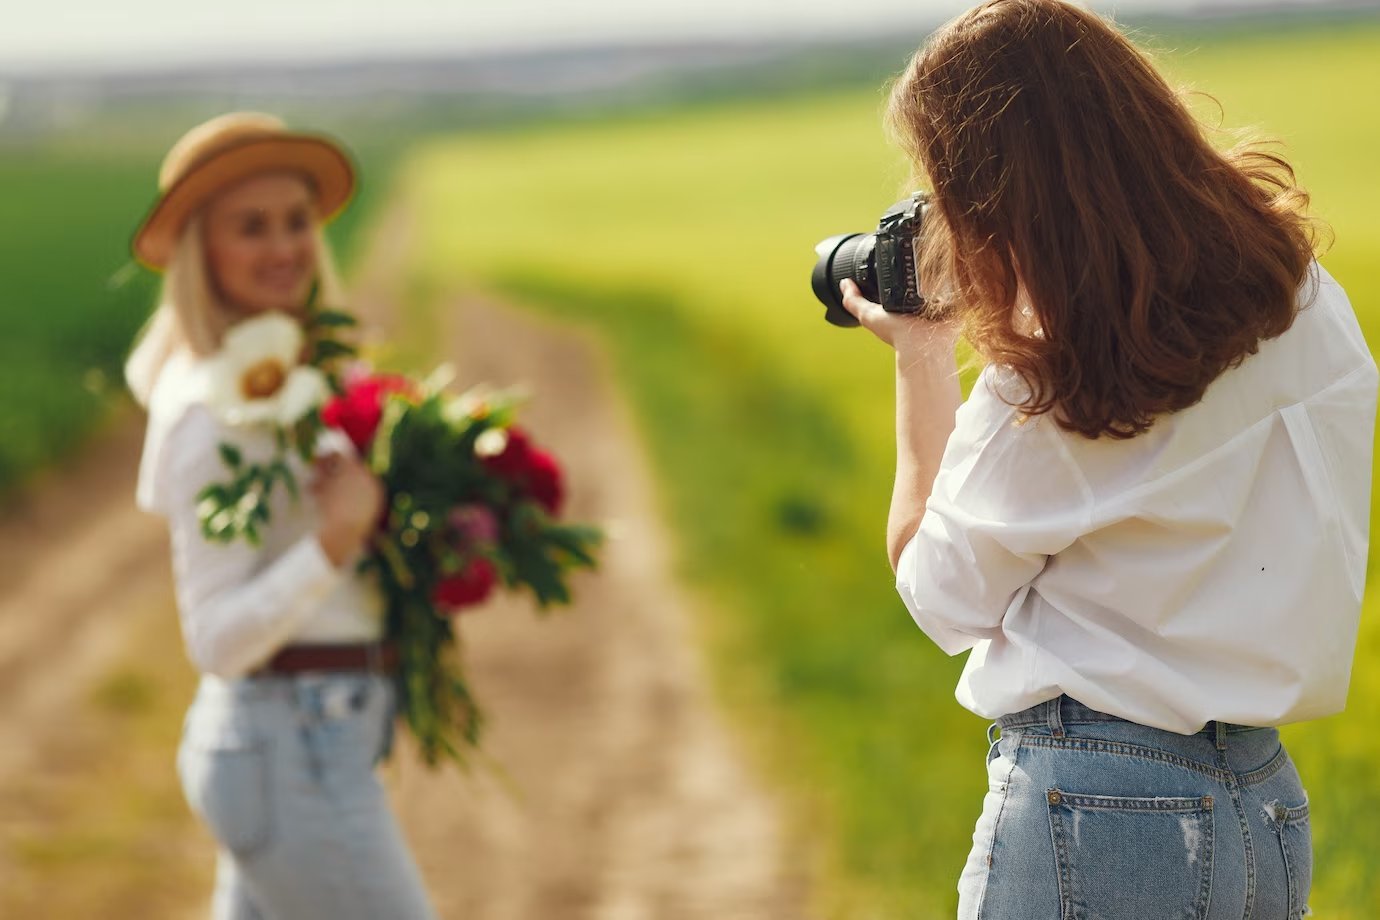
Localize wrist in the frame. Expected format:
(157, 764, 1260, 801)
(895, 340, 959, 380)
(315, 525, 363, 568)
(893, 322, 960, 362)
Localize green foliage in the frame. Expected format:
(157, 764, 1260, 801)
(309, 338, 358, 365)
(194, 451, 296, 547)
(306, 307, 360, 330)
(404, 22, 1380, 917)
(390, 592, 482, 766)
(365, 388, 603, 765)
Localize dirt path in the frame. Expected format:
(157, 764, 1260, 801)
(0, 407, 210, 917)
(0, 200, 809, 918)
(390, 297, 807, 919)
(0, 417, 168, 778)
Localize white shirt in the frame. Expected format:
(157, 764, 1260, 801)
(897, 263, 1378, 733)
(137, 349, 385, 678)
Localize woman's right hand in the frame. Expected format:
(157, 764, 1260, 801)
(840, 279, 960, 356)
(311, 453, 385, 567)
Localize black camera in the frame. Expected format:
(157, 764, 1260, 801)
(811, 191, 933, 328)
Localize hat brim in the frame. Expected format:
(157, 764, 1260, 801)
(132, 134, 356, 271)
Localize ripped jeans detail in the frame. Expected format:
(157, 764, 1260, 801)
(957, 695, 1312, 920)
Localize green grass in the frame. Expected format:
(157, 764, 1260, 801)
(0, 152, 160, 490)
(400, 21, 1380, 918)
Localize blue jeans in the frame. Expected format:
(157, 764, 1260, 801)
(177, 672, 436, 920)
(958, 696, 1312, 920)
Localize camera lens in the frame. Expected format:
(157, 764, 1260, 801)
(811, 233, 877, 327)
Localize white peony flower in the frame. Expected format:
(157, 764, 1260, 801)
(473, 428, 509, 458)
(205, 312, 329, 427)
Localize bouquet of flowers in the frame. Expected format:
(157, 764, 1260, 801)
(194, 308, 602, 765)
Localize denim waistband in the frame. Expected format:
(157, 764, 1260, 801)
(198, 670, 388, 704)
(998, 695, 1261, 740)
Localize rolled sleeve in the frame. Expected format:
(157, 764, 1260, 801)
(897, 500, 1047, 654)
(896, 368, 1090, 654)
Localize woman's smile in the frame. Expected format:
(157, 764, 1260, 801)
(255, 263, 309, 293)
(204, 171, 319, 315)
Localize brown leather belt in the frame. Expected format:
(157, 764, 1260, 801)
(255, 642, 398, 676)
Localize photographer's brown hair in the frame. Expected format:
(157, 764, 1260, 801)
(890, 0, 1318, 438)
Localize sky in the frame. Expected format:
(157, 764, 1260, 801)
(0, 0, 1337, 74)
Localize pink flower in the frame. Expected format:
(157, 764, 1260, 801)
(448, 504, 501, 548)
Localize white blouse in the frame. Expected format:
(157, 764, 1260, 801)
(897, 263, 1378, 733)
(136, 349, 385, 678)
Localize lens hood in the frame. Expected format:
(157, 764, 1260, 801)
(811, 233, 868, 328)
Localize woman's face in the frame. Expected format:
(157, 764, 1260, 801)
(203, 172, 318, 315)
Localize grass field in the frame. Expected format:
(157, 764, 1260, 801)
(0, 151, 159, 491)
(399, 20, 1380, 918)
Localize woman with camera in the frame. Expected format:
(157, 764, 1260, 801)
(840, 1, 1376, 917)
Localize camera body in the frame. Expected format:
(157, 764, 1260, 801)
(811, 191, 933, 328)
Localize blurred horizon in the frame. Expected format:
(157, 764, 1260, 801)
(4, 0, 1375, 76)
(3, 0, 1376, 144)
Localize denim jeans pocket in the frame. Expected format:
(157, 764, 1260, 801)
(178, 738, 274, 859)
(1046, 788, 1214, 920)
(1265, 798, 1312, 918)
(296, 674, 386, 785)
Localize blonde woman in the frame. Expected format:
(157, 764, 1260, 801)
(127, 113, 435, 920)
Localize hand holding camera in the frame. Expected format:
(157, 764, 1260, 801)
(839, 278, 960, 355)
(810, 191, 954, 328)
(812, 191, 958, 352)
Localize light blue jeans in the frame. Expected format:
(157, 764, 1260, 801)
(959, 696, 1312, 920)
(177, 672, 436, 920)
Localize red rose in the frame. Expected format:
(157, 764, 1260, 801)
(481, 427, 565, 515)
(431, 557, 498, 613)
(524, 449, 564, 515)
(480, 427, 532, 477)
(322, 373, 416, 453)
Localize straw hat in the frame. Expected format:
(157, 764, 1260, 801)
(132, 112, 356, 271)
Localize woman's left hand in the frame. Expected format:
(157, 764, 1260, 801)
(840, 279, 960, 356)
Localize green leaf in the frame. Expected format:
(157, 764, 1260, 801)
(273, 462, 299, 500)
(196, 483, 231, 505)
(217, 443, 243, 469)
(370, 397, 413, 473)
(309, 309, 359, 329)
(376, 537, 417, 591)
(312, 339, 358, 363)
